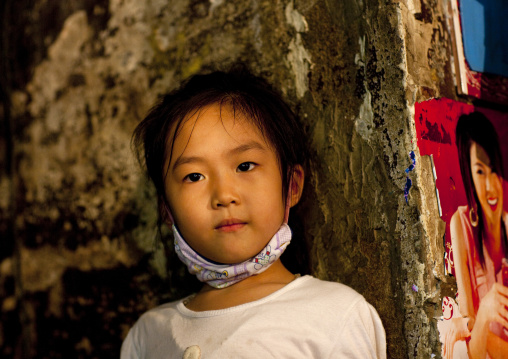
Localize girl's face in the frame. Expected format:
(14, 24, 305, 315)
(164, 103, 287, 264)
(470, 142, 504, 228)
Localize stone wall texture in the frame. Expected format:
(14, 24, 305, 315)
(0, 0, 459, 357)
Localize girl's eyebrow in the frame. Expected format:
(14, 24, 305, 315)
(171, 141, 267, 172)
(171, 155, 205, 172)
(227, 141, 267, 156)
(472, 161, 491, 171)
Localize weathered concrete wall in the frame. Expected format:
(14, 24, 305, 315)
(0, 0, 460, 357)
(397, 0, 464, 357)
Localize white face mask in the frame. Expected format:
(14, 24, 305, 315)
(172, 224, 292, 289)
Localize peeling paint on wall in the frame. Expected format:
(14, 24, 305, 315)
(285, 1, 308, 32)
(285, 1, 312, 99)
(353, 35, 374, 142)
(355, 90, 374, 141)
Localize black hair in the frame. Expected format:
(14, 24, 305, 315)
(132, 67, 309, 276)
(455, 111, 506, 267)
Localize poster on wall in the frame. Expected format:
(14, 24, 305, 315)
(450, 0, 508, 105)
(415, 98, 508, 357)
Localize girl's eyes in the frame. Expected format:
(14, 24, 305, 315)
(237, 162, 256, 172)
(183, 163, 255, 182)
(184, 173, 204, 182)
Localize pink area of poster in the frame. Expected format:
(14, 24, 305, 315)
(415, 98, 508, 357)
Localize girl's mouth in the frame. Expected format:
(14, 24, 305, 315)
(215, 219, 246, 232)
(487, 197, 498, 212)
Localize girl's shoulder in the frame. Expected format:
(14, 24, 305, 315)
(289, 275, 364, 301)
(451, 205, 469, 225)
(286, 275, 373, 315)
(284, 276, 386, 357)
(132, 297, 185, 326)
(450, 206, 470, 245)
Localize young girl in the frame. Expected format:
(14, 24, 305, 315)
(121, 69, 386, 358)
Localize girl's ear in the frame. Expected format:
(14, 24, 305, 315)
(289, 165, 305, 207)
(159, 199, 174, 226)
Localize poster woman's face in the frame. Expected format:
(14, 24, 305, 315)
(470, 142, 504, 228)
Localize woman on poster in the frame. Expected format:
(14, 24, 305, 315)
(446, 112, 508, 358)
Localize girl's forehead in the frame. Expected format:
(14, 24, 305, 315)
(170, 103, 269, 146)
(470, 142, 491, 167)
(164, 102, 275, 165)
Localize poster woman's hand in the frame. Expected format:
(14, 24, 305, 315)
(442, 317, 470, 359)
(476, 283, 508, 332)
(470, 283, 508, 358)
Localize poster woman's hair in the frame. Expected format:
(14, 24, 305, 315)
(455, 111, 505, 266)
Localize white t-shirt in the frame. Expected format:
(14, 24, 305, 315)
(121, 275, 386, 358)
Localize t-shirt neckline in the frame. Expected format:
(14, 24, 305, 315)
(176, 275, 312, 318)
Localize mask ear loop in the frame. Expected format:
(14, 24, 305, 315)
(283, 178, 292, 225)
(161, 201, 175, 224)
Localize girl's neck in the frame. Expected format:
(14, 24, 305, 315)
(184, 259, 297, 312)
(482, 213, 507, 272)
(483, 215, 502, 246)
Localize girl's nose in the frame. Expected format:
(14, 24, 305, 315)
(211, 175, 240, 209)
(485, 171, 498, 194)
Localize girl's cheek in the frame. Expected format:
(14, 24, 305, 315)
(472, 177, 483, 196)
(494, 175, 503, 190)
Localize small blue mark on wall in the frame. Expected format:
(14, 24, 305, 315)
(404, 151, 416, 204)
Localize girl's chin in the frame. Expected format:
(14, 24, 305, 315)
(483, 210, 503, 227)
